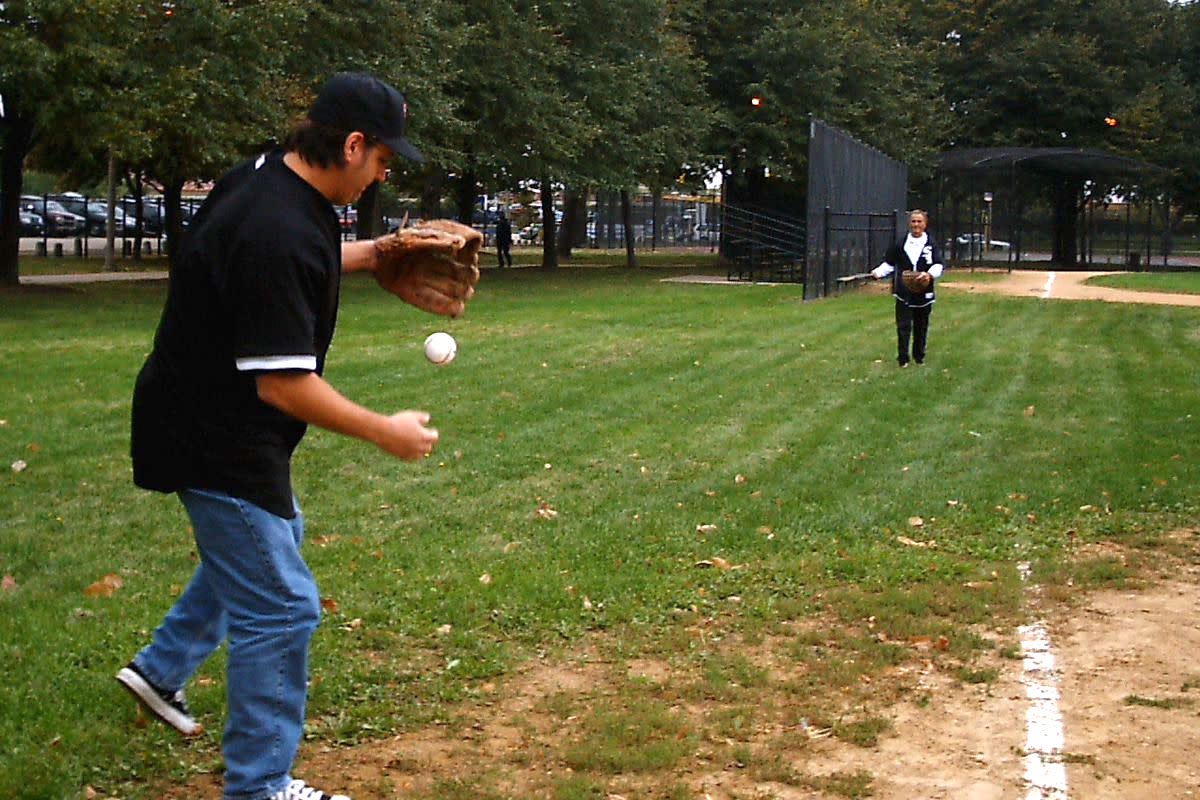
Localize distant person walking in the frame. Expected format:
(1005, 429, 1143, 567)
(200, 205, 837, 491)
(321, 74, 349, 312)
(495, 211, 513, 268)
(871, 209, 944, 367)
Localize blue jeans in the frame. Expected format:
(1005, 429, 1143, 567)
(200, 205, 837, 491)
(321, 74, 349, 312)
(132, 489, 321, 800)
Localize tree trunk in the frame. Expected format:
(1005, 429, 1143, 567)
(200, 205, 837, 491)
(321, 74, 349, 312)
(620, 189, 638, 268)
(1051, 178, 1079, 267)
(651, 189, 661, 251)
(0, 114, 36, 287)
(419, 169, 444, 221)
(556, 187, 589, 260)
(540, 177, 558, 269)
(455, 164, 477, 225)
(356, 182, 384, 239)
(123, 170, 147, 259)
(164, 179, 185, 269)
(105, 153, 118, 272)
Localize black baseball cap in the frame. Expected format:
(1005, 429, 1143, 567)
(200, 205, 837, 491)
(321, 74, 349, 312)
(308, 72, 423, 163)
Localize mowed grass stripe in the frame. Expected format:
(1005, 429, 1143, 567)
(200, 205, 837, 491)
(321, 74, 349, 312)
(2, 274, 1199, 798)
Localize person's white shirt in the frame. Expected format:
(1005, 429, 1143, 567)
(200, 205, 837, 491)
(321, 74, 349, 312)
(871, 233, 944, 279)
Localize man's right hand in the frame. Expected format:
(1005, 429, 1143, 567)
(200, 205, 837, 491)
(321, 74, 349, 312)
(375, 410, 439, 460)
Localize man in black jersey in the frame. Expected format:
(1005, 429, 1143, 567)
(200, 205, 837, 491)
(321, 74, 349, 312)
(117, 74, 454, 800)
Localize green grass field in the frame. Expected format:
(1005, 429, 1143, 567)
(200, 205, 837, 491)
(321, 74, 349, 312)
(2, 268, 1198, 798)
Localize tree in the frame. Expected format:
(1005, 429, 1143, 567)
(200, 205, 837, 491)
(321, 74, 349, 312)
(112, 0, 303, 266)
(914, 0, 1173, 265)
(685, 0, 944, 210)
(0, 0, 131, 285)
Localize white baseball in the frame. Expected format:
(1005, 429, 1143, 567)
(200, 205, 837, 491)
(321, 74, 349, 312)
(423, 331, 457, 365)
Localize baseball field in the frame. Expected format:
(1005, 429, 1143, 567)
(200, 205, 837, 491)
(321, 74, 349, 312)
(1, 267, 1197, 798)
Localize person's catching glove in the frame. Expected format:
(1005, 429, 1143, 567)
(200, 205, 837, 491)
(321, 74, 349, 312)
(373, 220, 482, 317)
(900, 269, 932, 293)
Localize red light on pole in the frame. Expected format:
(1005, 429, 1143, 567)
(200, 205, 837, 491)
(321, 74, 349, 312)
(1104, 115, 1118, 128)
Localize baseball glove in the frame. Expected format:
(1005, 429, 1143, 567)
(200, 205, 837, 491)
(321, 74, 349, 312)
(373, 220, 482, 318)
(900, 270, 932, 293)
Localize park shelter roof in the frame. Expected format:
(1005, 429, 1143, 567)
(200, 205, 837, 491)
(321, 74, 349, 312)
(937, 147, 1165, 178)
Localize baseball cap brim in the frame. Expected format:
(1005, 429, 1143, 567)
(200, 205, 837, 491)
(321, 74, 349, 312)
(383, 135, 424, 164)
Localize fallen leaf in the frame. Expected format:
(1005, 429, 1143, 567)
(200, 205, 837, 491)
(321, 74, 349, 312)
(936, 636, 950, 651)
(341, 618, 363, 631)
(946, 499, 960, 507)
(479, 573, 492, 585)
(1, 575, 15, 592)
(757, 526, 773, 535)
(83, 573, 124, 598)
(320, 597, 340, 614)
(534, 501, 558, 520)
(710, 557, 732, 570)
(1080, 504, 1098, 512)
(11, 460, 27, 473)
(436, 624, 453, 636)
(908, 516, 924, 527)
(1024, 405, 1036, 417)
(734, 474, 746, 485)
(27, 443, 40, 453)
(1009, 492, 1028, 500)
(581, 596, 593, 611)
(896, 535, 936, 548)
(85, 786, 98, 799)
(696, 523, 718, 534)
(503, 541, 521, 554)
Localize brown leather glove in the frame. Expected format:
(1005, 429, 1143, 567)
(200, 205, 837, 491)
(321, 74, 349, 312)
(373, 220, 482, 317)
(900, 269, 932, 293)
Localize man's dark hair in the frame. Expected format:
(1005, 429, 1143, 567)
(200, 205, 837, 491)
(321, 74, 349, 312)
(283, 119, 380, 169)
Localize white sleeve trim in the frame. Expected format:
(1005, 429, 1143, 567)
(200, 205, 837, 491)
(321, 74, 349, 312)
(235, 355, 317, 372)
(928, 263, 944, 279)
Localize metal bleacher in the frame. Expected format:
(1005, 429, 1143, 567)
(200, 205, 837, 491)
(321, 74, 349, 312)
(723, 203, 806, 284)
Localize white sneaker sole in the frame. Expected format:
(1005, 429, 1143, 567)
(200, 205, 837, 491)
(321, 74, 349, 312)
(116, 667, 202, 736)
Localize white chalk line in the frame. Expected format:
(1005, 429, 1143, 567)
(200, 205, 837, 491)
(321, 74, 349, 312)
(1018, 561, 1069, 799)
(1042, 272, 1056, 299)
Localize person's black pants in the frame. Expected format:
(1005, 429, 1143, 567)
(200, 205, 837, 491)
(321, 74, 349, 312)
(895, 301, 932, 365)
(497, 244, 512, 268)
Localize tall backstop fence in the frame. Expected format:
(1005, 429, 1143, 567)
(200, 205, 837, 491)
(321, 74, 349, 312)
(804, 118, 907, 299)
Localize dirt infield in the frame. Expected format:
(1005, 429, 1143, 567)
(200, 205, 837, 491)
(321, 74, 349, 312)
(942, 269, 1200, 308)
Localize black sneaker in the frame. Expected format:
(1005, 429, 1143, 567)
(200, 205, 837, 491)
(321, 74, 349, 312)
(116, 662, 201, 736)
(270, 779, 351, 800)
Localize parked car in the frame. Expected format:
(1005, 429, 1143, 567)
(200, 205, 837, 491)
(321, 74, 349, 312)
(19, 196, 86, 236)
(954, 233, 1010, 251)
(515, 224, 541, 245)
(335, 205, 358, 233)
(19, 209, 45, 237)
(121, 198, 165, 234)
(52, 193, 133, 236)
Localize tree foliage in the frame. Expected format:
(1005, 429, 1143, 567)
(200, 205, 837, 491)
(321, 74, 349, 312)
(3, 0, 1199, 282)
